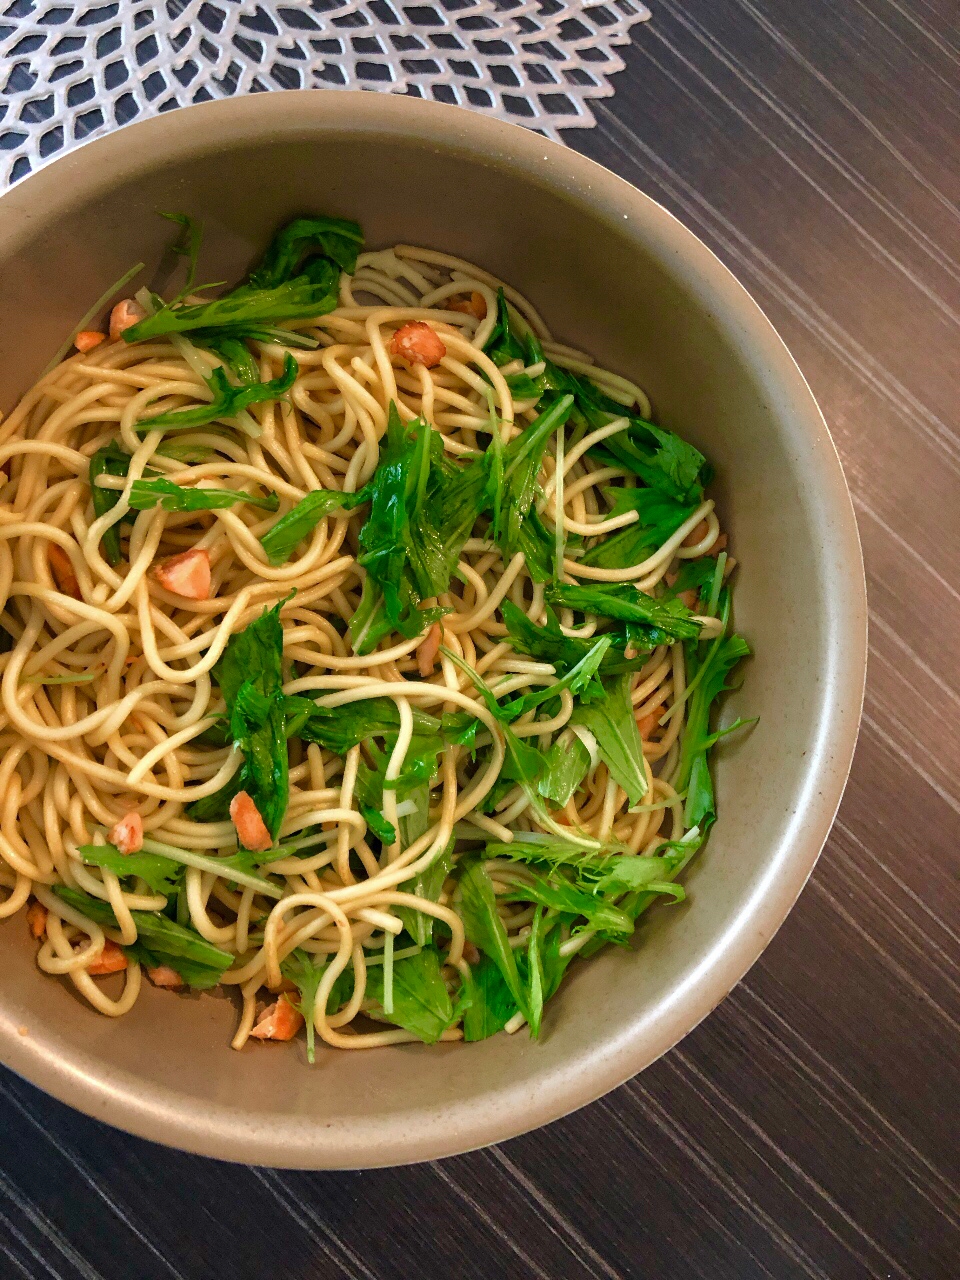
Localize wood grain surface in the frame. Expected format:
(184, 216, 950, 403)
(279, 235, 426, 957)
(1, 2, 957, 1277)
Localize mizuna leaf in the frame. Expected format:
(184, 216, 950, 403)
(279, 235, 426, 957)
(135, 353, 298, 434)
(571, 675, 647, 806)
(260, 486, 369, 565)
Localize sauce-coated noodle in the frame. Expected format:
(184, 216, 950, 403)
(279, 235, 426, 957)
(0, 236, 746, 1054)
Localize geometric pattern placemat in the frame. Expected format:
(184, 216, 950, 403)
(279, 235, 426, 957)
(0, 0, 650, 185)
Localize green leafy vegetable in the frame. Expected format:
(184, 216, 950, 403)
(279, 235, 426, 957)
(53, 885, 233, 988)
(322, 964, 358, 1017)
(538, 730, 592, 807)
(227, 679, 288, 842)
(590, 854, 686, 902)
(521, 907, 547, 1037)
(290, 696, 444, 757)
(189, 601, 291, 841)
(484, 841, 689, 922)
(190, 326, 319, 385)
(547, 582, 702, 646)
(514, 504, 557, 583)
(440, 647, 563, 837)
(124, 214, 362, 404)
(397, 810, 454, 947)
(90, 447, 277, 553)
(353, 766, 398, 847)
(497, 867, 632, 938)
(289, 698, 453, 848)
(439, 711, 480, 748)
(353, 406, 487, 649)
(122, 274, 339, 344)
(364, 945, 454, 1044)
(495, 394, 573, 558)
(471, 835, 691, 1025)
(183, 775, 243, 825)
(462, 953, 517, 1042)
(137, 836, 285, 897)
(127, 476, 279, 513)
(189, 332, 261, 386)
(482, 290, 709, 504)
(539, 921, 574, 1003)
(214, 596, 286, 707)
(136, 951, 227, 990)
(190, 719, 232, 750)
(625, 833, 702, 919)
(347, 574, 393, 657)
(260, 486, 370, 565)
(705, 553, 727, 618)
(675, 601, 752, 829)
(155, 442, 217, 463)
(136, 353, 298, 434)
(281, 948, 326, 1063)
(159, 211, 203, 298)
(666, 556, 717, 604)
(501, 600, 644, 689)
(579, 487, 701, 571)
(481, 293, 555, 407)
(377, 414, 441, 598)
(424, 452, 491, 589)
(605, 486, 703, 543)
(481, 837, 597, 868)
(88, 441, 132, 566)
(496, 636, 611, 724)
(474, 774, 518, 817)
(345, 396, 579, 650)
(458, 860, 527, 1020)
(77, 842, 183, 896)
(247, 215, 364, 287)
(576, 523, 652, 574)
(355, 732, 446, 814)
(483, 289, 529, 369)
(571, 675, 647, 806)
(354, 407, 448, 646)
(589, 417, 709, 503)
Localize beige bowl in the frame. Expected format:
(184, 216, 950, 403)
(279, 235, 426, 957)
(0, 92, 866, 1168)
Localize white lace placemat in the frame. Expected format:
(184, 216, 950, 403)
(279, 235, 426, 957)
(0, 0, 650, 187)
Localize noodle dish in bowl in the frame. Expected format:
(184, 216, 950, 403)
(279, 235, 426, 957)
(0, 211, 753, 1058)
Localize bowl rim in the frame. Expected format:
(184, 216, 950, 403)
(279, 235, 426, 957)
(0, 90, 867, 1168)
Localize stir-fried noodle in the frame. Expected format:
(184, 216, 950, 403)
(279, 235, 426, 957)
(0, 220, 750, 1054)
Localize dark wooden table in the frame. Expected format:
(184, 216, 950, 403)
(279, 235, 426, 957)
(2, 3, 958, 1277)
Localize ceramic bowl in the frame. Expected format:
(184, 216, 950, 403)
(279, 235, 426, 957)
(0, 92, 866, 1168)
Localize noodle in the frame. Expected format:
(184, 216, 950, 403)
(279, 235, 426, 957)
(0, 221, 749, 1055)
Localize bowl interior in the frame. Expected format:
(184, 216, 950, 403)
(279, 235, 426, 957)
(0, 95, 865, 1167)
